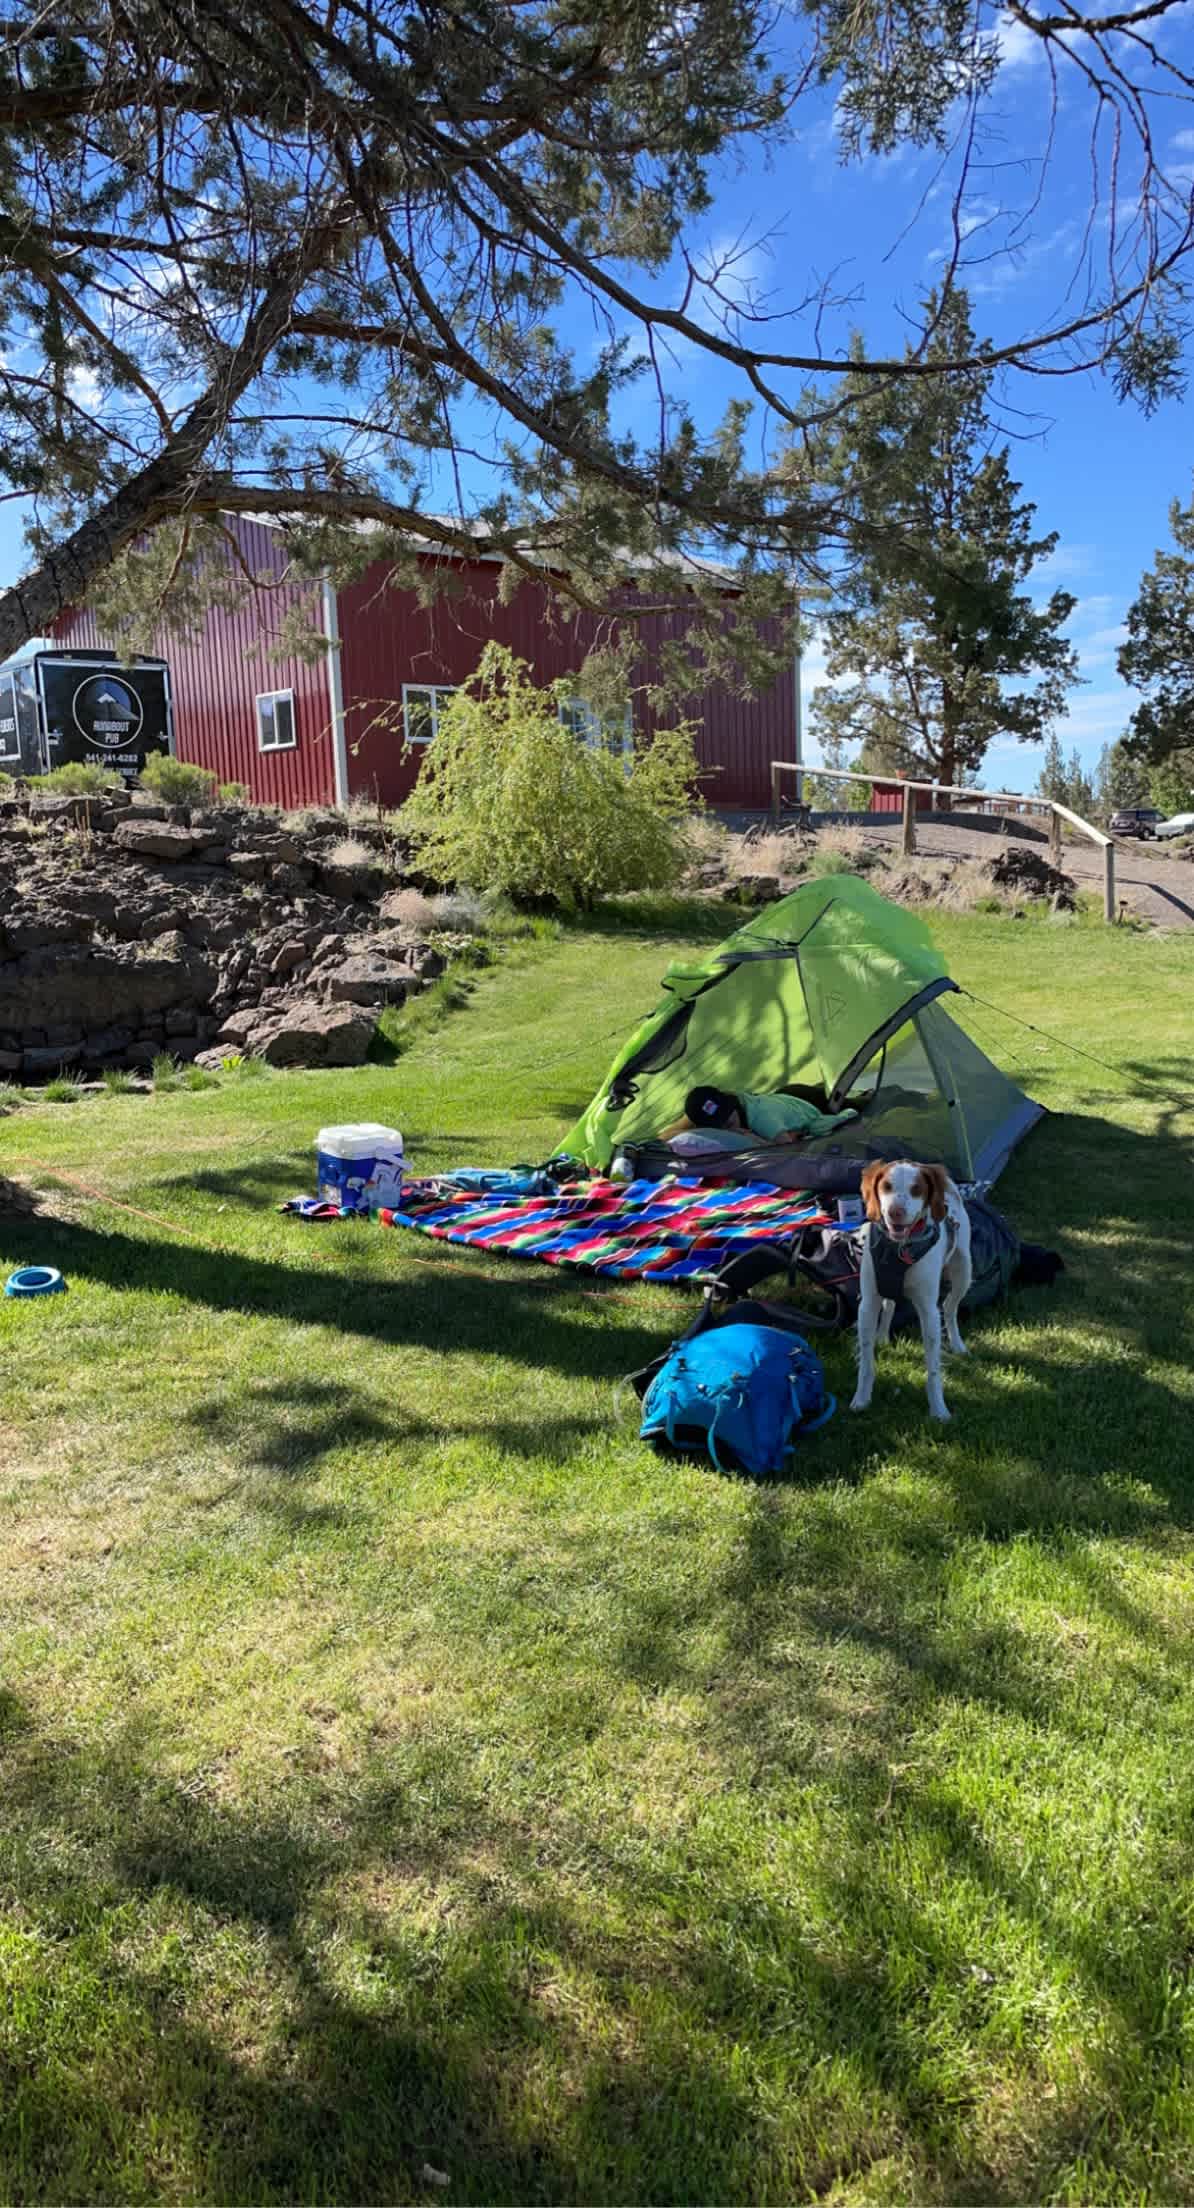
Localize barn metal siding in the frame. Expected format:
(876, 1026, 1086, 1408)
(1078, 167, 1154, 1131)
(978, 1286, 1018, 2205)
(56, 526, 796, 810)
(336, 559, 795, 811)
(53, 518, 336, 807)
(871, 781, 937, 814)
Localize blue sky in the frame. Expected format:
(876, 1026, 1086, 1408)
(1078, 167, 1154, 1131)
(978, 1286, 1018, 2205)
(580, 7, 1194, 787)
(3, 8, 1191, 791)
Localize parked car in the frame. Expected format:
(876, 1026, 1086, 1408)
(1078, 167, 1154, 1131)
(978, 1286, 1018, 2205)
(1109, 806, 1162, 839)
(1154, 811, 1194, 840)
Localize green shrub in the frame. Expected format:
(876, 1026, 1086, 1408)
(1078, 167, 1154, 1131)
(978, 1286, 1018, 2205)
(182, 1064, 219, 1091)
(44, 1077, 81, 1102)
(151, 1052, 179, 1089)
(219, 781, 248, 803)
(0, 1081, 25, 1113)
(400, 643, 700, 910)
(804, 847, 856, 878)
(28, 762, 124, 795)
(139, 753, 219, 806)
(101, 1068, 136, 1094)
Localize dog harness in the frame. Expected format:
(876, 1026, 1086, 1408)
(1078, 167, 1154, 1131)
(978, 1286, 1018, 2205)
(865, 1215, 953, 1304)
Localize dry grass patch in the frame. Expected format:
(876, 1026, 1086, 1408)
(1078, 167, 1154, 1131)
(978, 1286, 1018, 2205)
(812, 823, 875, 866)
(326, 835, 375, 868)
(726, 828, 806, 877)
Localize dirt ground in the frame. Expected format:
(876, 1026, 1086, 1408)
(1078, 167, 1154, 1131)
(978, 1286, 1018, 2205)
(854, 818, 1194, 929)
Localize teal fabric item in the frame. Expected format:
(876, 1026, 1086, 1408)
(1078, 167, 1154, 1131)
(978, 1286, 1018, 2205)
(740, 1092, 857, 1141)
(639, 1321, 834, 1476)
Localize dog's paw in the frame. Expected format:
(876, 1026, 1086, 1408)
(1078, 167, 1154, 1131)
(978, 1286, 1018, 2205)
(928, 1404, 952, 1423)
(849, 1393, 871, 1414)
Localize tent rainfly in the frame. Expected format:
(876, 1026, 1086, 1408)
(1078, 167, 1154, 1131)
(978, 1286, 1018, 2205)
(562, 876, 1042, 1184)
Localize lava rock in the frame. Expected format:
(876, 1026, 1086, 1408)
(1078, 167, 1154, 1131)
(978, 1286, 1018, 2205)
(324, 955, 415, 1006)
(250, 1000, 378, 1067)
(114, 820, 210, 862)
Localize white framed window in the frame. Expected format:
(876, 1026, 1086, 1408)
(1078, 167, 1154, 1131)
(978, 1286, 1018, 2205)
(402, 683, 456, 747)
(0, 674, 20, 760)
(256, 688, 296, 753)
(559, 695, 633, 758)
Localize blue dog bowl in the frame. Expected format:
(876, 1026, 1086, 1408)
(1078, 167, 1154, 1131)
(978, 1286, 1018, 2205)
(4, 1266, 67, 1298)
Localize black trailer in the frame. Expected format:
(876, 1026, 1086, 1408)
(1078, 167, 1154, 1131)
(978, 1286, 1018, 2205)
(0, 649, 173, 781)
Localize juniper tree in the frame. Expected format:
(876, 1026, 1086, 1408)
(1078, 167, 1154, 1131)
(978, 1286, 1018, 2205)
(1, 0, 1191, 673)
(1119, 485, 1194, 771)
(809, 292, 1079, 791)
(1095, 739, 1150, 817)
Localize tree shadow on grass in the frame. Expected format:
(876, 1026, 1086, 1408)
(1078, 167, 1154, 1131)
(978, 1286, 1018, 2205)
(167, 1130, 489, 1207)
(568, 893, 741, 943)
(180, 1377, 613, 1541)
(4, 1666, 1192, 2205)
(0, 1210, 670, 1386)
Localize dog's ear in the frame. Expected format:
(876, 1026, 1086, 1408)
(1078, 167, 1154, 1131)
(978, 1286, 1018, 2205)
(860, 1162, 887, 1223)
(919, 1164, 949, 1222)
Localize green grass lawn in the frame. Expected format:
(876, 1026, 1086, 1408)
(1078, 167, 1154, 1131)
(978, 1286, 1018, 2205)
(2, 901, 1194, 2206)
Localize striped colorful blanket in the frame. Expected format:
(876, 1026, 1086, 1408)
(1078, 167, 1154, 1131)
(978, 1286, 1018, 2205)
(380, 1176, 833, 1282)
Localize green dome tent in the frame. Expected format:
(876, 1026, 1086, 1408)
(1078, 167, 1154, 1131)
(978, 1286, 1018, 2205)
(561, 876, 1042, 1184)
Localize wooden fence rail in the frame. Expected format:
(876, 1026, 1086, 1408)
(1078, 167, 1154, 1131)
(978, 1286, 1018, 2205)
(769, 761, 1117, 922)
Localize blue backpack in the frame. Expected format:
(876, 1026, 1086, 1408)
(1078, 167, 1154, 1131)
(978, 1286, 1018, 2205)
(639, 1321, 834, 1478)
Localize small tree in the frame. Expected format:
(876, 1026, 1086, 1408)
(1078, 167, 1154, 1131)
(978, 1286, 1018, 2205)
(1036, 732, 1068, 806)
(400, 644, 699, 910)
(1120, 488, 1194, 768)
(805, 732, 871, 813)
(1064, 748, 1096, 820)
(1038, 733, 1098, 818)
(1094, 740, 1149, 819)
(1149, 754, 1194, 817)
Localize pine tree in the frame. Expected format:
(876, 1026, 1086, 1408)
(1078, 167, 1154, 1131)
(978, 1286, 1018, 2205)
(809, 292, 1079, 793)
(1037, 732, 1068, 804)
(1065, 748, 1095, 820)
(1148, 755, 1194, 817)
(1119, 486, 1194, 768)
(1095, 740, 1149, 819)
(0, 4, 1191, 659)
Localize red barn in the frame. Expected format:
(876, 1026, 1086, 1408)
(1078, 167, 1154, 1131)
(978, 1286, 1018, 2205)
(55, 514, 797, 812)
(870, 779, 939, 814)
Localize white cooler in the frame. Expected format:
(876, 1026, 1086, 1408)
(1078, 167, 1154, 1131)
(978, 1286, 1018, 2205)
(315, 1123, 404, 1213)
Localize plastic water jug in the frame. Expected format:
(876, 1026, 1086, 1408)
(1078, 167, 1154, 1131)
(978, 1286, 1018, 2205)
(315, 1123, 404, 1213)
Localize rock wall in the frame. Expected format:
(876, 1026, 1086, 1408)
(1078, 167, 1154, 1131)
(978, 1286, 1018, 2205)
(0, 791, 450, 1078)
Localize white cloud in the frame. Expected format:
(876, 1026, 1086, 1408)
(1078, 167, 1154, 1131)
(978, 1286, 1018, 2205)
(1033, 541, 1097, 585)
(67, 364, 102, 409)
(686, 232, 775, 335)
(995, 11, 1044, 69)
(1171, 128, 1194, 153)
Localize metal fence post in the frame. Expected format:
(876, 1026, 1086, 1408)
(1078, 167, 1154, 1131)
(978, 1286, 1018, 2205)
(1104, 840, 1116, 923)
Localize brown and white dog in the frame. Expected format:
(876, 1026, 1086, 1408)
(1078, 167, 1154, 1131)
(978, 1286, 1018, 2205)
(849, 1161, 973, 1423)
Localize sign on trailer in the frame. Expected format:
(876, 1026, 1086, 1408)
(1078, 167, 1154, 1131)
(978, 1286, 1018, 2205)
(35, 653, 172, 779)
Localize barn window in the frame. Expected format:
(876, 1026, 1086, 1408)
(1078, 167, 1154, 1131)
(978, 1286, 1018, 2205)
(402, 683, 456, 746)
(256, 689, 296, 752)
(558, 696, 633, 759)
